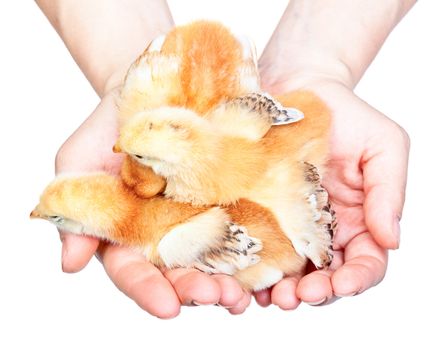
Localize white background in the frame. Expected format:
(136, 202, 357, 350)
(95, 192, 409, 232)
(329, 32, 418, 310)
(1, 1, 445, 349)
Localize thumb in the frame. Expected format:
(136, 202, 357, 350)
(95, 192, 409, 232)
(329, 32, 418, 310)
(362, 126, 410, 249)
(60, 231, 100, 272)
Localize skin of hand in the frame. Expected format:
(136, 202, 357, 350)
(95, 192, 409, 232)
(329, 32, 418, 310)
(55, 90, 251, 318)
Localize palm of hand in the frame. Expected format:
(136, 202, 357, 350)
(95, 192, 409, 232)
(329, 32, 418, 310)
(55, 90, 123, 176)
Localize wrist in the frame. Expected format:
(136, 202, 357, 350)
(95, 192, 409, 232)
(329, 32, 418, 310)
(259, 51, 354, 95)
(36, 0, 174, 98)
(259, 0, 417, 94)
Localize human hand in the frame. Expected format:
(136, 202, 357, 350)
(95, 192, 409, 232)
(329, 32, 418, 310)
(55, 90, 251, 318)
(254, 78, 409, 309)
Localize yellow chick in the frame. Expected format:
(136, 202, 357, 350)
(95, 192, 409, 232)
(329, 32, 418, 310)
(30, 173, 318, 292)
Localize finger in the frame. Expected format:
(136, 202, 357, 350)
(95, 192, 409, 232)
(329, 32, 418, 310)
(363, 127, 410, 249)
(60, 232, 99, 273)
(227, 290, 252, 315)
(296, 250, 343, 306)
(296, 269, 333, 306)
(210, 274, 245, 308)
(253, 288, 272, 307)
(332, 232, 387, 297)
(164, 268, 221, 306)
(100, 244, 181, 319)
(270, 276, 301, 310)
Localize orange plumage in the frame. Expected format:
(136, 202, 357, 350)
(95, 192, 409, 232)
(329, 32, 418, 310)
(161, 20, 249, 115)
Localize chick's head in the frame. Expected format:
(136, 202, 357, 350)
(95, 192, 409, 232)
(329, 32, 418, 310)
(30, 173, 125, 235)
(114, 107, 216, 176)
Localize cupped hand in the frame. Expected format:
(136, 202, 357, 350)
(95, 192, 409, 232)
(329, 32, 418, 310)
(55, 90, 250, 318)
(255, 79, 409, 309)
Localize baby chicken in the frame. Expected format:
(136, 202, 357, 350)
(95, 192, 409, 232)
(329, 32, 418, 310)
(31, 173, 312, 291)
(118, 20, 260, 122)
(117, 21, 262, 197)
(114, 90, 334, 268)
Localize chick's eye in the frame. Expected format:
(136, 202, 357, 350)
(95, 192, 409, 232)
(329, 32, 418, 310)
(134, 154, 143, 159)
(169, 123, 181, 131)
(49, 216, 63, 223)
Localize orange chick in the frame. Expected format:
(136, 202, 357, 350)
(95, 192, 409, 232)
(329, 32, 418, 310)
(118, 20, 260, 121)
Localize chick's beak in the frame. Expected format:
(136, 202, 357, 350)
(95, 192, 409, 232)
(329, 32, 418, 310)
(30, 209, 42, 219)
(112, 143, 122, 153)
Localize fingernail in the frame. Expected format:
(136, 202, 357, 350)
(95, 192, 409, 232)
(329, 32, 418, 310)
(215, 303, 231, 309)
(393, 218, 401, 248)
(335, 291, 358, 297)
(305, 297, 327, 306)
(191, 301, 212, 306)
